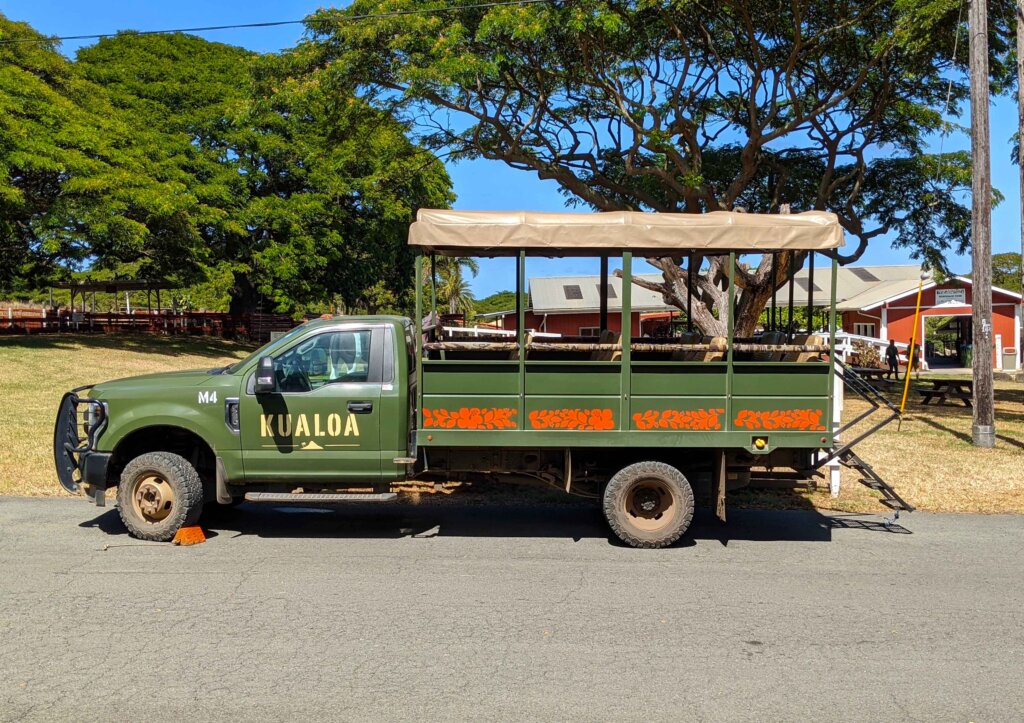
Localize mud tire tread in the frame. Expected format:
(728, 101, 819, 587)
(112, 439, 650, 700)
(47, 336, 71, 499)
(603, 461, 695, 549)
(117, 452, 203, 542)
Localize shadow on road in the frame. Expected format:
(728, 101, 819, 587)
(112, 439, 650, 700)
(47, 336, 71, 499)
(80, 502, 909, 547)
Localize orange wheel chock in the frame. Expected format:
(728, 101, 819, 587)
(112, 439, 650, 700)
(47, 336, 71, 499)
(172, 526, 207, 546)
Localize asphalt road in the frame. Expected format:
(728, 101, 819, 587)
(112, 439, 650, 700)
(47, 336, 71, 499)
(1, 497, 1022, 722)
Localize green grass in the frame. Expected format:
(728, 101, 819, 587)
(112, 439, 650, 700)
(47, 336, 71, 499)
(0, 334, 252, 496)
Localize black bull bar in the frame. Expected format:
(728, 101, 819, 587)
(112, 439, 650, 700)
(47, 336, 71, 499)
(53, 386, 106, 494)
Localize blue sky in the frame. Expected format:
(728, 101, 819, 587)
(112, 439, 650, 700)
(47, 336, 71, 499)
(5, 0, 1022, 296)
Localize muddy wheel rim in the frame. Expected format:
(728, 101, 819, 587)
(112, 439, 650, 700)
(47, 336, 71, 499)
(131, 474, 175, 524)
(623, 478, 678, 533)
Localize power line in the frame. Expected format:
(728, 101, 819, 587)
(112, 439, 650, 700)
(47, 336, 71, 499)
(0, 0, 559, 46)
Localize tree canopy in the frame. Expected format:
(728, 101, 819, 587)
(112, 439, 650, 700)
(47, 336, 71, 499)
(0, 17, 205, 295)
(474, 290, 519, 315)
(306, 0, 1015, 334)
(991, 252, 1022, 292)
(1, 18, 453, 315)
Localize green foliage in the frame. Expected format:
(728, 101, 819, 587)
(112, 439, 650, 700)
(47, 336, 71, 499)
(961, 252, 1021, 294)
(1, 21, 454, 315)
(474, 290, 519, 315)
(0, 16, 206, 293)
(75, 33, 453, 315)
(992, 252, 1022, 293)
(424, 256, 478, 316)
(304, 0, 1015, 332)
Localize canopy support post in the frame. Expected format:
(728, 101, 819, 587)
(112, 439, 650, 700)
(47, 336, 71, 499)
(726, 252, 736, 434)
(517, 250, 527, 426)
(687, 253, 694, 333)
(806, 251, 815, 333)
(769, 253, 777, 332)
(429, 252, 437, 323)
(786, 252, 796, 341)
(414, 252, 424, 431)
(620, 252, 632, 430)
(599, 256, 609, 333)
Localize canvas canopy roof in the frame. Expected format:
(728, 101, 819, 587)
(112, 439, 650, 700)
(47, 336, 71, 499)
(409, 209, 845, 255)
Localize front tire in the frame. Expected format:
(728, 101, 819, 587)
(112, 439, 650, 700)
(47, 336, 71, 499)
(117, 452, 204, 541)
(603, 461, 694, 548)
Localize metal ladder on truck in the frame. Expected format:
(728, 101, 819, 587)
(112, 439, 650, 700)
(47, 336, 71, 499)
(813, 359, 915, 526)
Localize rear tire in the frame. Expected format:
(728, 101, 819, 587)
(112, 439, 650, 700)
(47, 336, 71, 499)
(603, 461, 694, 548)
(117, 452, 204, 541)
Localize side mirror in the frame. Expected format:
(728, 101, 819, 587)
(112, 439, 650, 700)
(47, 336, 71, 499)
(254, 356, 276, 394)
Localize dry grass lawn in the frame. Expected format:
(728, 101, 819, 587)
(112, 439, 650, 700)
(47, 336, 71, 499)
(0, 335, 252, 496)
(2, 335, 1022, 515)
(735, 374, 1024, 514)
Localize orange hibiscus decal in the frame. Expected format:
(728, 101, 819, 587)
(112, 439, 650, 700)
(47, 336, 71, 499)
(529, 408, 615, 431)
(733, 408, 825, 431)
(422, 407, 517, 430)
(632, 408, 725, 431)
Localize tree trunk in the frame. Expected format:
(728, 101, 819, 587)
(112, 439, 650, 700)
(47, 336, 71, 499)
(625, 251, 804, 337)
(228, 273, 264, 316)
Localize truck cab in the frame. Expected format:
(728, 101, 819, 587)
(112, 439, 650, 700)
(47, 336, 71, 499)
(55, 316, 414, 540)
(236, 317, 411, 484)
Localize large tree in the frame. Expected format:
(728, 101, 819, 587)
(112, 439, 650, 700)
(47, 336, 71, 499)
(305, 0, 1014, 335)
(77, 33, 454, 315)
(0, 16, 204, 295)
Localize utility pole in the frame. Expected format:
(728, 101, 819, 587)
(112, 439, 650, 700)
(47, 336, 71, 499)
(969, 0, 995, 447)
(1018, 2, 1024, 371)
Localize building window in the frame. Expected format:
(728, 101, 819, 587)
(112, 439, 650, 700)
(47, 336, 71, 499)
(579, 327, 601, 337)
(595, 283, 617, 298)
(563, 284, 583, 300)
(854, 322, 876, 337)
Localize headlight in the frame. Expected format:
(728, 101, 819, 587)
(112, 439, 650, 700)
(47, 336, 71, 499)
(82, 403, 105, 436)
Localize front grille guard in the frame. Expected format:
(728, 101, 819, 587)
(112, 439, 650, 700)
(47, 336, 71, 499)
(53, 386, 105, 494)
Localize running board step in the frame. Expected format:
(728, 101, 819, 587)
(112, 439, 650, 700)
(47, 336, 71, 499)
(244, 492, 398, 504)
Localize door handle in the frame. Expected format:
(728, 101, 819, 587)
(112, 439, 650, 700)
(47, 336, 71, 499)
(347, 401, 373, 414)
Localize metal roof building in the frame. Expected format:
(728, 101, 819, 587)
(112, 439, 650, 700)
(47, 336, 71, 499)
(523, 265, 939, 316)
(527, 274, 673, 315)
(771, 264, 934, 312)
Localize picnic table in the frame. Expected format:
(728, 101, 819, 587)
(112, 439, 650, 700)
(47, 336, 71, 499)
(849, 367, 899, 388)
(851, 367, 893, 381)
(917, 379, 973, 407)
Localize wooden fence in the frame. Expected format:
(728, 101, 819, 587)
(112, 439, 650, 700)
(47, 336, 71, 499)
(1, 308, 300, 343)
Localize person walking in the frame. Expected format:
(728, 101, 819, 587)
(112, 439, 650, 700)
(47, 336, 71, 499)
(909, 339, 921, 380)
(885, 339, 900, 380)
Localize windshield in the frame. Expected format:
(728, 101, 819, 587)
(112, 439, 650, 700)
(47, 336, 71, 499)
(225, 323, 309, 374)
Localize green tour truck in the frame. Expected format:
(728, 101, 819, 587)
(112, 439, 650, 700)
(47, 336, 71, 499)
(54, 210, 911, 548)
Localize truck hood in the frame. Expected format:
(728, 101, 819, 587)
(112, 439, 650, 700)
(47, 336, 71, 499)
(89, 368, 228, 397)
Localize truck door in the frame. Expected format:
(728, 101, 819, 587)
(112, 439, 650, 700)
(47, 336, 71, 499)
(239, 327, 384, 482)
